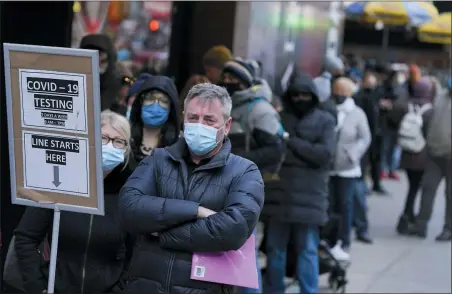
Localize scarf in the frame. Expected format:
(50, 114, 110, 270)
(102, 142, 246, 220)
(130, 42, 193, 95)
(335, 97, 356, 132)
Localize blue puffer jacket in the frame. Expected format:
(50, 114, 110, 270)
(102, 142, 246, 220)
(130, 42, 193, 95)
(119, 138, 264, 294)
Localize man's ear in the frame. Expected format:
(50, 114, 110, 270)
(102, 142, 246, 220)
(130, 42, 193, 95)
(224, 117, 232, 136)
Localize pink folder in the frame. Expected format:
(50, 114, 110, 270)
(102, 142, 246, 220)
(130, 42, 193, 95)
(190, 234, 259, 289)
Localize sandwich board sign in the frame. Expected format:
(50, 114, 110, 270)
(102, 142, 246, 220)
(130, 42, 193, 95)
(3, 43, 105, 294)
(3, 43, 104, 215)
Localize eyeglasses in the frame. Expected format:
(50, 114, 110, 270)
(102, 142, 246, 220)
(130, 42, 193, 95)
(142, 91, 171, 108)
(102, 135, 128, 149)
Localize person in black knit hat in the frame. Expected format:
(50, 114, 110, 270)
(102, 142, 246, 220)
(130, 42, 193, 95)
(220, 58, 285, 293)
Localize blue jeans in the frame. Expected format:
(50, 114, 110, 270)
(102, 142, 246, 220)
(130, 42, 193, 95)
(382, 129, 400, 173)
(329, 176, 357, 248)
(353, 178, 369, 235)
(265, 221, 319, 294)
(241, 230, 262, 293)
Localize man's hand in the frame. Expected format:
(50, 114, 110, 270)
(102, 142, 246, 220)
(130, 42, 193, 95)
(197, 206, 216, 218)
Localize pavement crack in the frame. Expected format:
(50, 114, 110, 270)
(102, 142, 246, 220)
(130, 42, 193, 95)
(362, 245, 416, 293)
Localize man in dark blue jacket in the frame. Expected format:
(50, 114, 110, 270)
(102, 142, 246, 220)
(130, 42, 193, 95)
(264, 73, 336, 294)
(119, 83, 264, 294)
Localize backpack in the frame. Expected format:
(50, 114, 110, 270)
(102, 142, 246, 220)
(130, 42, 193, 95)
(240, 97, 287, 183)
(398, 103, 432, 153)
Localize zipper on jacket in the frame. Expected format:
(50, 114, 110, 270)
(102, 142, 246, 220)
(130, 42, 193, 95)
(164, 254, 175, 294)
(80, 215, 94, 294)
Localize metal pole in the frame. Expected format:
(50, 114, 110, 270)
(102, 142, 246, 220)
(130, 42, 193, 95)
(381, 25, 390, 60)
(47, 206, 61, 294)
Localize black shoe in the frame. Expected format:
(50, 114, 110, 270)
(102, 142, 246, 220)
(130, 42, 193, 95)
(356, 232, 373, 244)
(408, 224, 427, 239)
(396, 215, 415, 235)
(435, 230, 452, 242)
(372, 187, 390, 196)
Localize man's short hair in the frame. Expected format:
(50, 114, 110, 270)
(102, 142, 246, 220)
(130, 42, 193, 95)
(184, 83, 232, 119)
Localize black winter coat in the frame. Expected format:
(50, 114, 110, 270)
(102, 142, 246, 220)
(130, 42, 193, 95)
(80, 34, 122, 112)
(119, 138, 264, 294)
(263, 73, 336, 226)
(14, 163, 135, 293)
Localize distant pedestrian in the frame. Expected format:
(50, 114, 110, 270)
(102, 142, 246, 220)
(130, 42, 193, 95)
(329, 77, 371, 258)
(410, 79, 451, 241)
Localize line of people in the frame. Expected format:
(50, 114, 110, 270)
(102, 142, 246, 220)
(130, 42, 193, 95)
(4, 34, 451, 294)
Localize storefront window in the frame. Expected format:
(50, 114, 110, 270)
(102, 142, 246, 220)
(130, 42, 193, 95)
(72, 1, 173, 76)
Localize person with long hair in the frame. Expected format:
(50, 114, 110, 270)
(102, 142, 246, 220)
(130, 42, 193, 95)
(128, 75, 181, 162)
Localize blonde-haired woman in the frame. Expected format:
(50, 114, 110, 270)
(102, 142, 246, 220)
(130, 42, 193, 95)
(14, 110, 136, 293)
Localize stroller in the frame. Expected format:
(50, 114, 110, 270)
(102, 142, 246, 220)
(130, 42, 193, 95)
(260, 214, 349, 293)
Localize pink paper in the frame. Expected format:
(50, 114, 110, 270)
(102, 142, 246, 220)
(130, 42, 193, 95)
(190, 235, 258, 289)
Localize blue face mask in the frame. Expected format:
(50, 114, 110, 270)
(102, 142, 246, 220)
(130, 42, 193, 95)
(117, 48, 131, 61)
(184, 123, 223, 156)
(102, 144, 125, 171)
(141, 104, 169, 127)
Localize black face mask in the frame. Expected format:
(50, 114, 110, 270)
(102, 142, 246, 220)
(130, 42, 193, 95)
(220, 83, 242, 96)
(292, 100, 314, 117)
(333, 95, 347, 104)
(332, 74, 343, 82)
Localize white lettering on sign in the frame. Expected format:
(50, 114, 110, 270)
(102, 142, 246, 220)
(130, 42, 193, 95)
(22, 130, 90, 197)
(19, 69, 87, 133)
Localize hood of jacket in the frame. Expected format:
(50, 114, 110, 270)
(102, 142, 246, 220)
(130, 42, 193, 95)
(282, 72, 320, 111)
(129, 76, 181, 149)
(313, 71, 332, 102)
(252, 78, 273, 102)
(80, 34, 118, 89)
(231, 86, 264, 107)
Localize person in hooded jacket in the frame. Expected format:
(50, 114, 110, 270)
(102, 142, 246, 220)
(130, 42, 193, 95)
(14, 110, 136, 293)
(128, 75, 181, 162)
(220, 58, 283, 293)
(222, 59, 285, 170)
(264, 72, 336, 294)
(80, 34, 123, 112)
(313, 54, 345, 123)
(124, 73, 153, 120)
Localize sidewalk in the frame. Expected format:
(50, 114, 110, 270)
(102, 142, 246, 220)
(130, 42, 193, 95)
(260, 172, 452, 293)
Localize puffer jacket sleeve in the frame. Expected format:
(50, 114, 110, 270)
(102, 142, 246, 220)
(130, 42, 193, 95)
(349, 108, 372, 163)
(159, 161, 264, 252)
(287, 113, 336, 168)
(14, 207, 53, 293)
(119, 151, 200, 235)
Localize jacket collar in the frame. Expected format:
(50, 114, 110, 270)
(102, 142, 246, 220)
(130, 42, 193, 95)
(165, 137, 231, 169)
